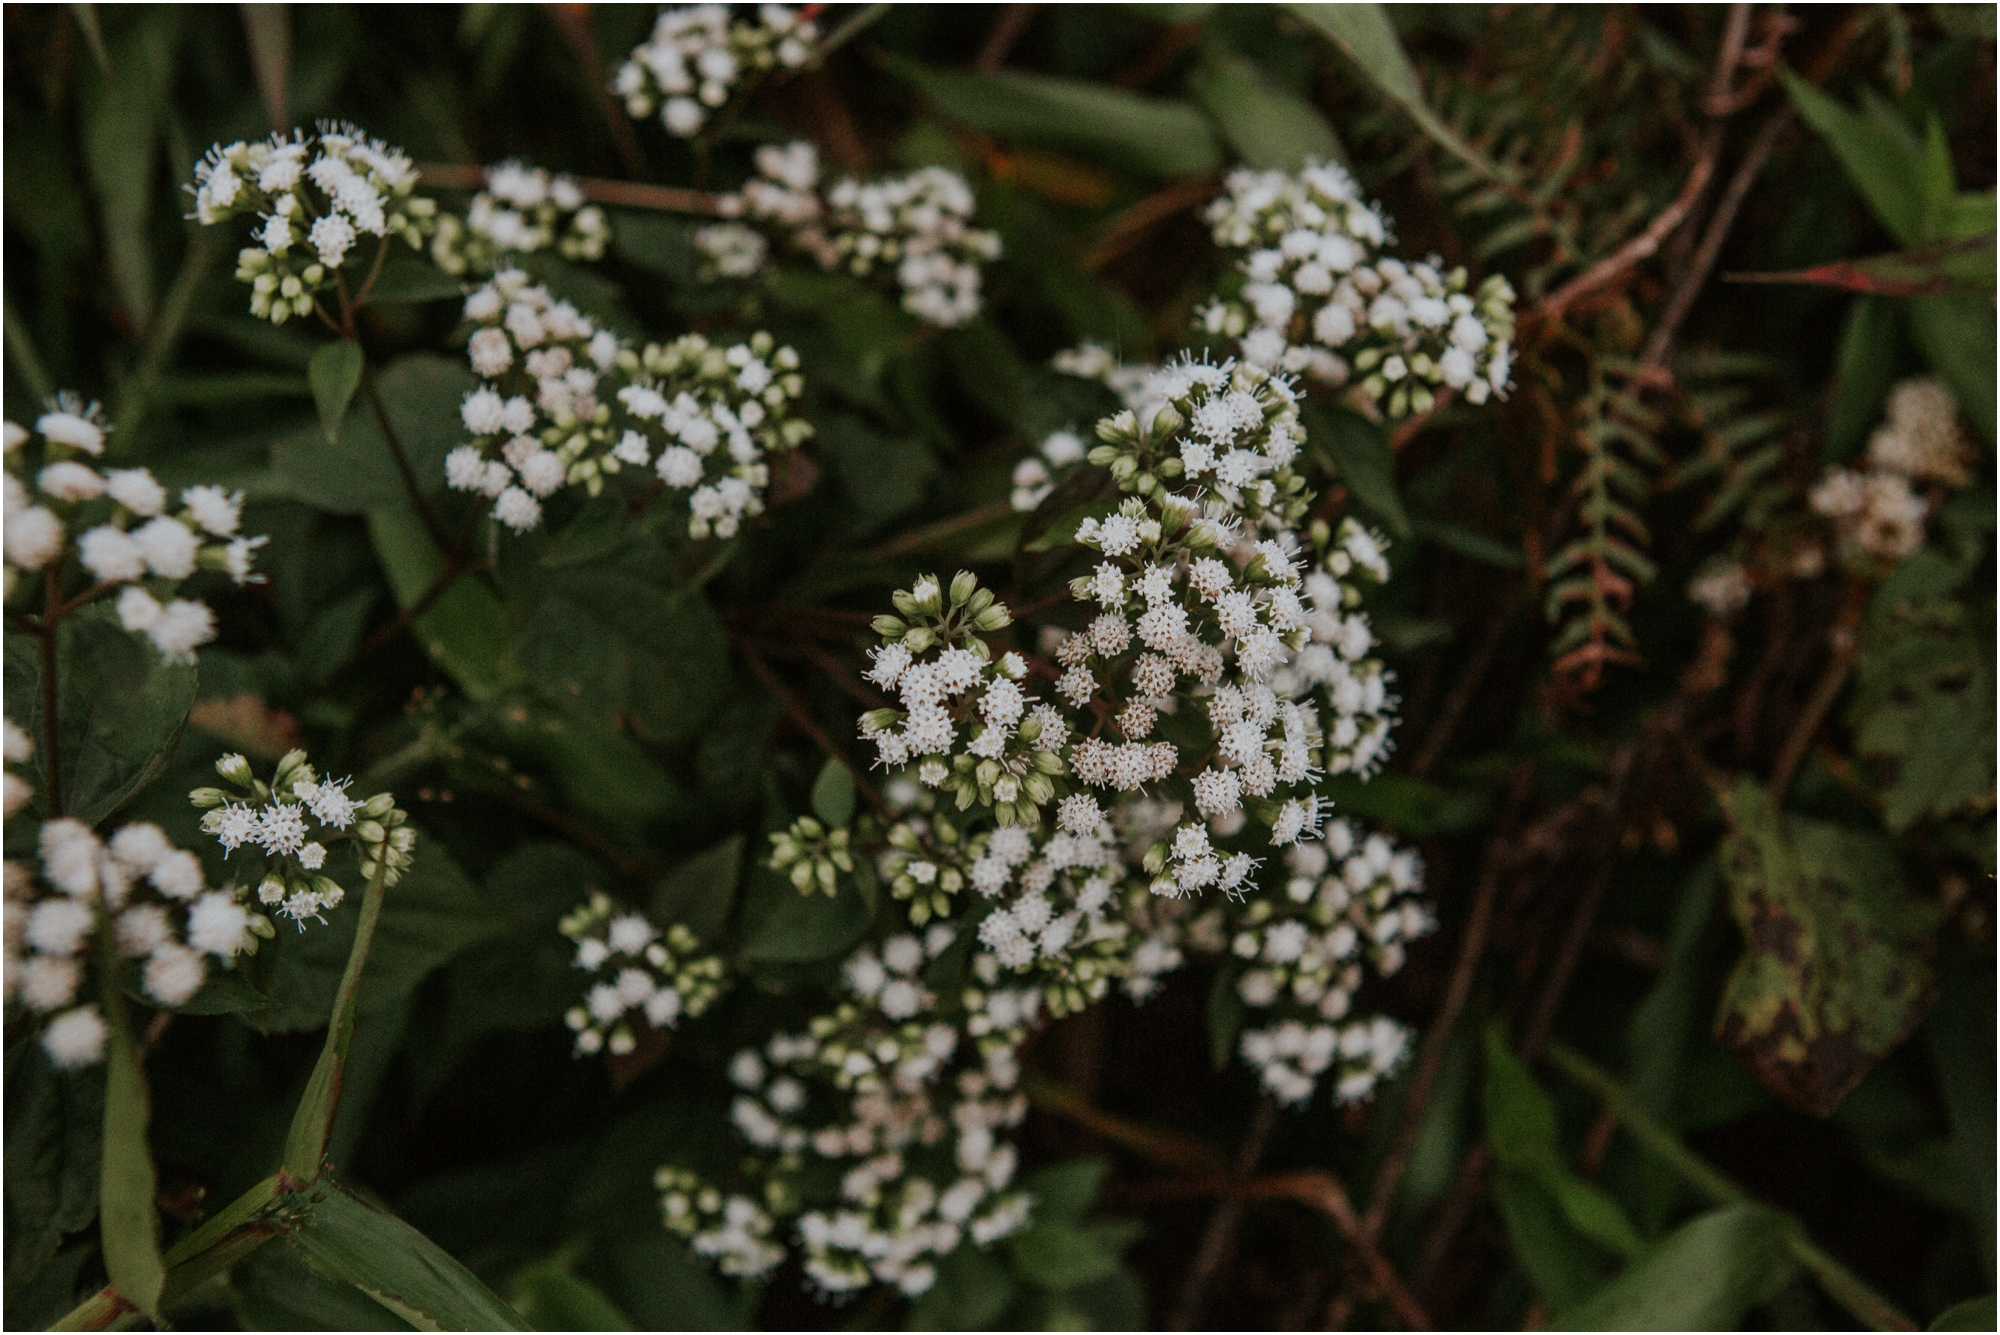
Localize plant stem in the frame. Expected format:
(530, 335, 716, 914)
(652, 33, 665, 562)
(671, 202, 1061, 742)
(281, 853, 392, 1184)
(358, 360, 451, 553)
(40, 565, 64, 816)
(1544, 1041, 1917, 1332)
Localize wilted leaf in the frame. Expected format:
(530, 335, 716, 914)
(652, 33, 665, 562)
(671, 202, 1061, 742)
(1715, 781, 1939, 1116)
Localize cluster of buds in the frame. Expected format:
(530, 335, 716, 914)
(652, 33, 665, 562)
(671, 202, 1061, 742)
(860, 574, 1067, 829)
(702, 142, 1003, 327)
(1198, 162, 1514, 416)
(614, 5, 816, 137)
(191, 122, 437, 324)
(657, 1167, 788, 1277)
(193, 749, 406, 925)
(430, 160, 610, 276)
(768, 815, 855, 896)
(560, 893, 727, 1056)
(5, 400, 267, 661)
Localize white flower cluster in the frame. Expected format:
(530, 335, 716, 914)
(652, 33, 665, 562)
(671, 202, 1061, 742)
(6, 805, 264, 1070)
(1810, 377, 1971, 565)
(191, 123, 436, 324)
(703, 142, 1003, 326)
(1198, 162, 1515, 417)
(1273, 520, 1400, 779)
(1687, 561, 1753, 618)
(193, 749, 409, 927)
(666, 929, 1034, 1298)
(559, 891, 726, 1055)
(431, 160, 611, 277)
(615, 4, 816, 137)
(859, 574, 1064, 829)
(4, 401, 267, 662)
(445, 271, 809, 536)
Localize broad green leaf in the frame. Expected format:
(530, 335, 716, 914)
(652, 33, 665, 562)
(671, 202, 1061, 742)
(888, 58, 1223, 178)
(598, 1227, 747, 1331)
(810, 756, 856, 828)
(1781, 70, 1927, 246)
(1022, 1158, 1112, 1221)
(1009, 1217, 1133, 1291)
(3, 609, 197, 826)
(80, 9, 179, 328)
(1715, 781, 1939, 1116)
(1907, 292, 1997, 445)
(289, 1183, 529, 1331)
(368, 507, 519, 702)
(5, 1045, 105, 1298)
(1288, 5, 1506, 185)
(309, 340, 365, 445)
(1824, 297, 1904, 461)
(651, 835, 744, 946)
(1411, 517, 1524, 569)
(1931, 1295, 1998, 1330)
(231, 1233, 413, 1332)
(508, 1256, 633, 1331)
(99, 1002, 164, 1321)
(1627, 862, 1721, 1232)
(275, 353, 477, 513)
(1492, 1170, 1603, 1313)
(1307, 402, 1411, 536)
(364, 259, 465, 305)
(907, 1244, 1015, 1330)
(1928, 953, 1996, 1278)
(1483, 1030, 1558, 1167)
(1552, 1205, 1795, 1331)
(1192, 49, 1342, 169)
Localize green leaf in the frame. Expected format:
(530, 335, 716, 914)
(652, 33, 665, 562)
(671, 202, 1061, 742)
(4, 608, 197, 826)
(1491, 1170, 1604, 1312)
(1552, 1205, 1795, 1331)
(1192, 49, 1342, 169)
(1483, 1029, 1559, 1168)
(597, 1227, 747, 1331)
(810, 757, 856, 828)
(650, 835, 743, 946)
(1307, 402, 1411, 536)
(1715, 781, 1940, 1116)
(275, 354, 477, 513)
(364, 259, 465, 306)
(508, 1256, 633, 1331)
(368, 507, 519, 702)
(1022, 1158, 1112, 1221)
(1928, 952, 1996, 1277)
(1009, 1218, 1129, 1291)
(888, 58, 1223, 177)
(1907, 292, 1997, 445)
(1288, 4, 1507, 186)
(309, 340, 366, 444)
(1824, 297, 1903, 461)
(1206, 965, 1243, 1070)
(99, 998, 164, 1321)
(1931, 1296, 1998, 1330)
(1781, 70, 1927, 246)
(907, 1244, 1016, 1330)
(80, 8, 179, 328)
(289, 1183, 529, 1331)
(5, 1045, 105, 1298)
(231, 1232, 414, 1332)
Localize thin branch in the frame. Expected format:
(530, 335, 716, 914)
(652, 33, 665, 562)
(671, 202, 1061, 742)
(974, 4, 1039, 73)
(1409, 590, 1517, 778)
(864, 499, 1015, 560)
(359, 361, 451, 554)
(1536, 141, 1717, 323)
(1642, 106, 1793, 368)
(415, 162, 728, 216)
(802, 3, 891, 72)
(1085, 176, 1221, 272)
(1170, 1097, 1280, 1331)
(739, 638, 882, 809)
(1768, 614, 1861, 803)
(542, 2, 647, 178)
(314, 558, 486, 690)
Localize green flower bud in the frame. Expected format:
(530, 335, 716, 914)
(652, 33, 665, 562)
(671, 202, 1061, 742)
(215, 753, 254, 786)
(949, 570, 979, 607)
(189, 786, 229, 809)
(973, 605, 1011, 632)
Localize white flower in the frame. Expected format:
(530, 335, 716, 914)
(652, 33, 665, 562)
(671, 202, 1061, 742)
(146, 600, 216, 661)
(4, 507, 63, 570)
(41, 1005, 106, 1068)
(118, 584, 167, 637)
(133, 516, 201, 578)
(493, 486, 542, 532)
(186, 892, 252, 957)
(37, 411, 105, 455)
(77, 526, 146, 583)
(37, 462, 105, 502)
(144, 942, 207, 1006)
(309, 212, 357, 267)
(105, 468, 167, 516)
(181, 485, 243, 537)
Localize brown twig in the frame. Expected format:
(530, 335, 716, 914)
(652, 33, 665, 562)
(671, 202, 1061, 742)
(1170, 1097, 1281, 1331)
(739, 638, 882, 809)
(1536, 143, 1718, 323)
(1409, 591, 1517, 778)
(415, 162, 728, 216)
(1641, 105, 1793, 368)
(542, 3, 648, 178)
(864, 499, 1015, 560)
(1768, 602, 1862, 803)
(315, 557, 488, 690)
(974, 3, 1039, 72)
(1085, 176, 1221, 272)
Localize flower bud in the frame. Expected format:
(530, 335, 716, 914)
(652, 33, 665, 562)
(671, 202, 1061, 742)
(949, 571, 979, 608)
(973, 606, 1011, 632)
(358, 792, 398, 818)
(873, 614, 906, 640)
(903, 626, 935, 653)
(215, 753, 254, 786)
(189, 787, 229, 809)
